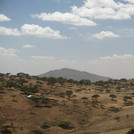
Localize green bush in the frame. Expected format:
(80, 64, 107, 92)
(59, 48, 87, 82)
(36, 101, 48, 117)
(27, 129, 43, 134)
(124, 101, 133, 106)
(1, 129, 12, 134)
(1, 124, 12, 134)
(40, 121, 50, 129)
(58, 121, 73, 129)
(108, 106, 120, 113)
(114, 116, 120, 122)
(20, 86, 38, 94)
(127, 128, 134, 134)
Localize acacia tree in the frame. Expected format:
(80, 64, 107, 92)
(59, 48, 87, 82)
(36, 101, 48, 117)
(47, 77, 57, 89)
(92, 94, 100, 102)
(41, 97, 50, 107)
(6, 81, 16, 90)
(127, 128, 134, 134)
(72, 99, 77, 107)
(31, 97, 41, 107)
(66, 90, 73, 100)
(81, 97, 88, 103)
(123, 96, 132, 103)
(109, 94, 116, 101)
(79, 79, 91, 85)
(57, 77, 66, 87)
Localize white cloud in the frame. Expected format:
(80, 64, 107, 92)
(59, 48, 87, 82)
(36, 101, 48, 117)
(92, 31, 119, 39)
(0, 25, 67, 39)
(32, 12, 96, 26)
(125, 0, 134, 4)
(0, 47, 18, 57)
(100, 54, 134, 60)
(31, 56, 55, 60)
(31, 0, 134, 28)
(0, 14, 11, 22)
(72, 0, 134, 20)
(21, 24, 68, 39)
(0, 26, 21, 36)
(23, 44, 35, 48)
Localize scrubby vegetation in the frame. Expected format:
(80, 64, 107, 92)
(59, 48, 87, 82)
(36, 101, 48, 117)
(0, 73, 134, 134)
(58, 121, 73, 129)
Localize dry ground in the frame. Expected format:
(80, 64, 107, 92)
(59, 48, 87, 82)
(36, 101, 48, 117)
(0, 77, 134, 134)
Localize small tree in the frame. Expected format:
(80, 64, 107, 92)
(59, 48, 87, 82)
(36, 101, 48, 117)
(1, 124, 12, 134)
(41, 97, 49, 107)
(92, 94, 100, 102)
(66, 90, 73, 100)
(27, 129, 43, 134)
(123, 96, 132, 104)
(72, 99, 77, 107)
(57, 77, 66, 87)
(81, 97, 88, 103)
(116, 86, 121, 92)
(6, 81, 16, 90)
(58, 121, 73, 129)
(114, 116, 120, 122)
(31, 97, 40, 107)
(126, 114, 129, 118)
(108, 106, 120, 113)
(105, 89, 111, 93)
(79, 79, 91, 85)
(127, 128, 134, 134)
(47, 77, 57, 88)
(109, 94, 116, 101)
(40, 121, 50, 129)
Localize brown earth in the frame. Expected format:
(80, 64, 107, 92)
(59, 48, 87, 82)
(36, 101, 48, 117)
(0, 76, 134, 134)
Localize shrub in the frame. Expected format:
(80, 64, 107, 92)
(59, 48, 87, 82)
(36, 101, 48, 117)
(1, 124, 11, 129)
(127, 128, 134, 134)
(75, 89, 82, 92)
(114, 116, 120, 122)
(81, 97, 88, 103)
(126, 114, 129, 118)
(109, 94, 116, 100)
(27, 129, 43, 134)
(123, 96, 132, 103)
(92, 94, 100, 102)
(124, 101, 133, 106)
(1, 129, 12, 134)
(31, 96, 41, 107)
(40, 121, 50, 129)
(108, 106, 120, 113)
(58, 121, 73, 129)
(66, 91, 73, 100)
(20, 86, 38, 94)
(1, 124, 12, 134)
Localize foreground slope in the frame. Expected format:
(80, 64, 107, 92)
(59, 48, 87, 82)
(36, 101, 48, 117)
(0, 75, 134, 134)
(39, 68, 110, 82)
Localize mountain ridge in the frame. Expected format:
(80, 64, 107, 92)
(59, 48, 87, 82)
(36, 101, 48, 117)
(38, 68, 110, 82)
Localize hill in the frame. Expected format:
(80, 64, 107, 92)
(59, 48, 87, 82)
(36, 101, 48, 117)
(38, 68, 110, 82)
(0, 75, 134, 134)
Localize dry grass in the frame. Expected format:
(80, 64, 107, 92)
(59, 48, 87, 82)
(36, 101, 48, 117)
(0, 76, 134, 134)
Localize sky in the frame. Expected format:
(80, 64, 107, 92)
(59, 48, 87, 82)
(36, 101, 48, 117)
(0, 0, 134, 79)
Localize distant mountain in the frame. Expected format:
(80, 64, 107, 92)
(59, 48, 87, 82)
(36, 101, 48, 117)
(38, 68, 110, 82)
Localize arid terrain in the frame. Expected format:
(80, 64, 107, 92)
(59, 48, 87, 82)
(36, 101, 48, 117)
(0, 73, 134, 134)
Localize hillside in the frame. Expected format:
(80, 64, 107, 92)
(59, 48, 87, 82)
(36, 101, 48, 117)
(39, 68, 110, 82)
(0, 75, 134, 134)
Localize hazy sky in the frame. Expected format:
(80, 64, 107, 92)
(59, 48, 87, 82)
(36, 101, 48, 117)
(0, 0, 134, 79)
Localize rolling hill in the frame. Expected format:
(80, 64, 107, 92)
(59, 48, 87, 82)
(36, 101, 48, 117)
(38, 68, 110, 82)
